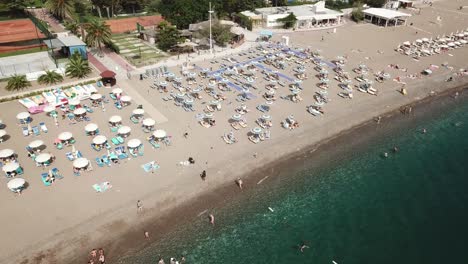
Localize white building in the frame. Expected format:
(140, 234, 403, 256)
(241, 1, 344, 29)
(363, 8, 411, 27)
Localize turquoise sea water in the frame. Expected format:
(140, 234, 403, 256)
(119, 93, 468, 264)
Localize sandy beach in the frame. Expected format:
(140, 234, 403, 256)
(0, 0, 467, 263)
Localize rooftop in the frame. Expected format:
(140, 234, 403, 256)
(254, 1, 343, 19)
(363, 8, 412, 19)
(58, 36, 86, 47)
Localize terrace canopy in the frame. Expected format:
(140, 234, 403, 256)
(363, 8, 411, 27)
(100, 70, 117, 86)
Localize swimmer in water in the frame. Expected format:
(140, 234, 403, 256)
(209, 214, 215, 225)
(299, 242, 309, 252)
(393, 146, 399, 153)
(384, 152, 389, 158)
(422, 128, 427, 134)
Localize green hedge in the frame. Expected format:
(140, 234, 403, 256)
(105, 40, 120, 54)
(234, 13, 253, 31)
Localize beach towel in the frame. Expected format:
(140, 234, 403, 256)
(141, 161, 160, 173)
(92, 182, 112, 192)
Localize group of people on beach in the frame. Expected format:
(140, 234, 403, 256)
(88, 248, 105, 264)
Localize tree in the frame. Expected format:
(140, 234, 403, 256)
(365, 0, 386, 8)
(0, 0, 33, 16)
(157, 21, 181, 51)
(199, 21, 233, 46)
(38, 70, 64, 85)
(146, 0, 160, 13)
(66, 53, 92, 78)
(6, 75, 31, 91)
(351, 7, 364, 22)
(84, 19, 112, 53)
(45, 0, 74, 20)
(277, 13, 297, 29)
(64, 19, 81, 36)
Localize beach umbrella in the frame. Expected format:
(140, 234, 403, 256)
(153, 130, 167, 139)
(2, 162, 19, 173)
(43, 105, 55, 113)
(192, 87, 202, 93)
(251, 127, 262, 134)
(35, 153, 51, 164)
(262, 114, 271, 120)
(266, 89, 275, 96)
(16, 112, 30, 121)
(90, 94, 103, 101)
(120, 95, 131, 103)
(213, 73, 221, 78)
(73, 108, 87, 116)
(448, 42, 455, 47)
(231, 114, 242, 121)
(29, 140, 44, 149)
(109, 115, 122, 124)
(68, 98, 80, 106)
(143, 118, 155, 127)
(112, 88, 123, 95)
(174, 76, 182, 82)
(291, 89, 301, 95)
(202, 68, 209, 72)
(166, 72, 175, 77)
(0, 130, 6, 138)
(118, 126, 131, 135)
(93, 135, 107, 145)
(204, 112, 214, 119)
(208, 82, 216, 88)
(210, 100, 219, 106)
(127, 138, 142, 148)
(132, 109, 145, 116)
(221, 78, 229, 83)
(58, 132, 73, 141)
(189, 72, 196, 77)
(0, 149, 14, 159)
(7, 178, 25, 190)
(247, 77, 254, 83)
(85, 123, 98, 133)
(73, 158, 89, 169)
(176, 93, 185, 99)
(160, 81, 168, 86)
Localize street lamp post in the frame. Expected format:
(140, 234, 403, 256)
(208, 2, 214, 55)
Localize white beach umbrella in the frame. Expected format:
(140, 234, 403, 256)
(184, 98, 194, 105)
(127, 138, 142, 148)
(109, 115, 122, 124)
(112, 88, 123, 94)
(58, 132, 73, 141)
(120, 95, 132, 102)
(251, 127, 262, 134)
(35, 153, 51, 163)
(43, 105, 55, 113)
(73, 158, 89, 169)
(132, 109, 145, 115)
(0, 149, 14, 159)
(85, 123, 98, 132)
(266, 89, 275, 95)
(29, 140, 44, 149)
(152, 130, 167, 139)
(68, 98, 80, 106)
(231, 114, 242, 121)
(93, 135, 107, 145)
(159, 81, 167, 86)
(7, 178, 25, 190)
(16, 112, 30, 120)
(262, 114, 271, 120)
(73, 108, 87, 115)
(0, 130, 6, 138)
(118, 126, 131, 135)
(2, 162, 19, 173)
(142, 118, 155, 127)
(90, 93, 103, 100)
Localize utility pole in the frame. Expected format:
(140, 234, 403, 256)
(209, 2, 214, 55)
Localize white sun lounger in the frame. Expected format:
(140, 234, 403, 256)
(42, 91, 57, 105)
(18, 98, 38, 109)
(84, 84, 97, 94)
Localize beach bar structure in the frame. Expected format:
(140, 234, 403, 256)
(363, 8, 411, 27)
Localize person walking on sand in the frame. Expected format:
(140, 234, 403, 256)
(209, 214, 215, 225)
(137, 200, 143, 213)
(235, 178, 243, 189)
(200, 170, 207, 181)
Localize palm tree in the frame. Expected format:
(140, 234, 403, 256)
(45, 0, 73, 20)
(64, 19, 81, 36)
(6, 75, 31, 91)
(38, 70, 64, 85)
(85, 19, 112, 53)
(66, 54, 92, 78)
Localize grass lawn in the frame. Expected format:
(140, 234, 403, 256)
(0, 47, 47, 58)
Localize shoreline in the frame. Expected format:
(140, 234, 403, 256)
(105, 83, 468, 263)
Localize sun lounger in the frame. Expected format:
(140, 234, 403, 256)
(105, 142, 111, 149)
(41, 173, 52, 186)
(115, 101, 122, 109)
(76, 151, 83, 158)
(141, 161, 160, 172)
(115, 146, 128, 159)
(91, 143, 101, 151)
(39, 122, 48, 133)
(117, 136, 124, 144)
(239, 121, 248, 128)
(130, 115, 140, 124)
(149, 140, 160, 149)
(66, 152, 75, 161)
(51, 168, 64, 179)
(231, 122, 241, 130)
(109, 93, 117, 100)
(56, 143, 63, 150)
(110, 126, 119, 133)
(249, 135, 260, 144)
(32, 126, 40, 136)
(95, 157, 104, 167)
(18, 98, 38, 109)
(92, 182, 112, 192)
(96, 80, 103, 87)
(111, 137, 120, 145)
(22, 127, 29, 136)
(138, 145, 144, 156)
(130, 149, 138, 157)
(102, 155, 111, 166)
